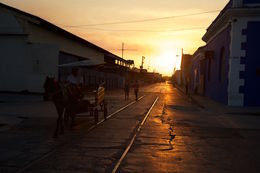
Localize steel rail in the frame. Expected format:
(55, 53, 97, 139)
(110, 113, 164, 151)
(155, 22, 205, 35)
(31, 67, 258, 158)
(111, 96, 159, 173)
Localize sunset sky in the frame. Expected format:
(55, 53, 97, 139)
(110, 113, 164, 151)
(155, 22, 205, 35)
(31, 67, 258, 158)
(1, 0, 229, 75)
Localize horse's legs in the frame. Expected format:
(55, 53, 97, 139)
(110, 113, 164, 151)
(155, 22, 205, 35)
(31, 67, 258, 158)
(66, 108, 75, 129)
(64, 109, 70, 127)
(54, 118, 59, 138)
(53, 104, 63, 138)
(71, 113, 75, 129)
(59, 108, 65, 135)
(69, 100, 78, 129)
(69, 115, 75, 129)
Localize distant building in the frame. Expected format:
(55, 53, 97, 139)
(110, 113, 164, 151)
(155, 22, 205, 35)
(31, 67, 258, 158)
(0, 3, 132, 92)
(180, 54, 192, 86)
(190, 0, 260, 106)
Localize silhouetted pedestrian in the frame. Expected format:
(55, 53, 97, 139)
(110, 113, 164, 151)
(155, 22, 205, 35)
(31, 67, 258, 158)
(124, 80, 130, 100)
(133, 80, 139, 101)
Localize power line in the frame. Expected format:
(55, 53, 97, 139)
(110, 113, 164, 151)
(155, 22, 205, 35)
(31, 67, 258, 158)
(67, 26, 207, 33)
(62, 10, 220, 28)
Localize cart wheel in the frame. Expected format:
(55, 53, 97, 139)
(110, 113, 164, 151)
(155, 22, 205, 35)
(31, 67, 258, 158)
(104, 102, 108, 120)
(94, 108, 98, 124)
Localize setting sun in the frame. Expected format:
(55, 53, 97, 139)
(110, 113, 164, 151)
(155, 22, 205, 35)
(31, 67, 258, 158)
(152, 49, 181, 76)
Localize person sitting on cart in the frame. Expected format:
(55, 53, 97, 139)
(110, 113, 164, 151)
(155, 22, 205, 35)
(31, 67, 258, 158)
(66, 67, 83, 111)
(67, 67, 83, 87)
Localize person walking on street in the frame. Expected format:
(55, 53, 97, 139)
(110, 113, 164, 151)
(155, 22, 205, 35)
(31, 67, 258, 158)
(124, 80, 130, 100)
(185, 77, 189, 95)
(133, 80, 139, 101)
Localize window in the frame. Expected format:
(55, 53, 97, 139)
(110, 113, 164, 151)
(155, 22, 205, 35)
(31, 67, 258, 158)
(219, 47, 225, 82)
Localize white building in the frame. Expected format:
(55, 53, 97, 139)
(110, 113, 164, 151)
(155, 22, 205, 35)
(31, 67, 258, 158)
(0, 2, 126, 93)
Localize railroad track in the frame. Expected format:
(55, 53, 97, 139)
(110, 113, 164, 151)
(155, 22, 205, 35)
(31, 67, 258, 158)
(16, 95, 146, 173)
(111, 96, 159, 173)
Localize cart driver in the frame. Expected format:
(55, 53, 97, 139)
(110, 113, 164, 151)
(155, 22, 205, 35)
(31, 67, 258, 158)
(67, 67, 83, 86)
(66, 67, 84, 100)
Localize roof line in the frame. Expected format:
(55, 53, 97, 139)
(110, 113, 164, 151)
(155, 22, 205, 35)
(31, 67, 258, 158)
(0, 2, 124, 60)
(206, 1, 232, 32)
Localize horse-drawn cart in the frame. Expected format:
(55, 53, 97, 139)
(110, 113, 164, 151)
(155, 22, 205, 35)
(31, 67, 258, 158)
(50, 60, 108, 137)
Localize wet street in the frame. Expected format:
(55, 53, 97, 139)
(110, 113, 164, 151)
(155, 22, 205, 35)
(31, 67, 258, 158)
(1, 83, 260, 173)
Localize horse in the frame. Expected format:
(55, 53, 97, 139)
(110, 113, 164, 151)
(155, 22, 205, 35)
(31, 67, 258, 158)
(44, 78, 72, 138)
(45, 78, 90, 138)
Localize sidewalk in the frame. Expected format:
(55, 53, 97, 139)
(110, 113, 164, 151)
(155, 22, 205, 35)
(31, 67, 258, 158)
(175, 85, 260, 115)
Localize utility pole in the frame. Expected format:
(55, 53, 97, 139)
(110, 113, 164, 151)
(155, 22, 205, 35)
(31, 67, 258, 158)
(122, 42, 124, 58)
(140, 56, 145, 70)
(118, 42, 137, 59)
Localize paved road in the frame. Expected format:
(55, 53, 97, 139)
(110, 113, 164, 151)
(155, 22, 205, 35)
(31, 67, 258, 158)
(1, 83, 260, 173)
(120, 83, 260, 173)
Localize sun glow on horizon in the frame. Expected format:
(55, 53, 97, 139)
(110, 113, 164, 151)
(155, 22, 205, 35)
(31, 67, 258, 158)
(152, 49, 181, 76)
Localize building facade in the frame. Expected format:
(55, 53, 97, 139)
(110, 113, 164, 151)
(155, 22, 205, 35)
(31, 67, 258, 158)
(0, 3, 131, 93)
(191, 0, 260, 106)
